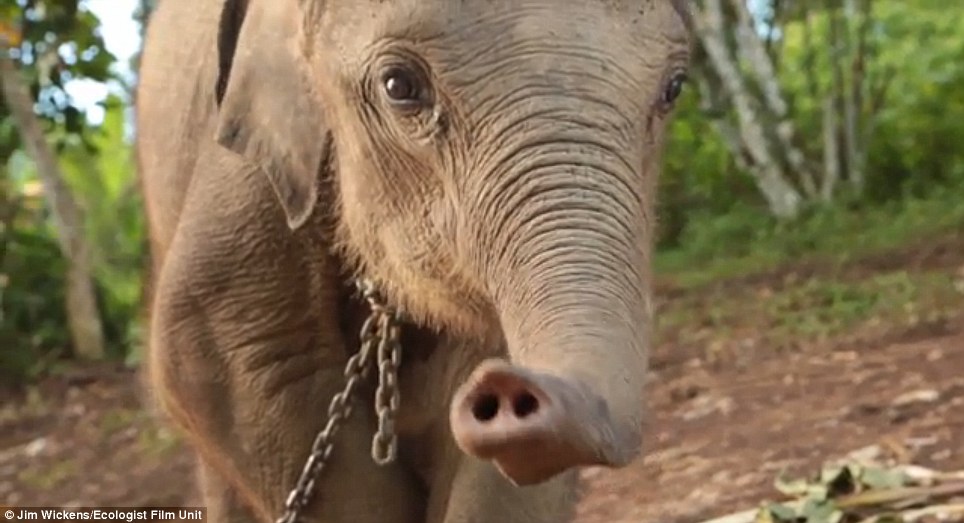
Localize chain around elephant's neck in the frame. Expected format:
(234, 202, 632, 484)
(276, 279, 403, 523)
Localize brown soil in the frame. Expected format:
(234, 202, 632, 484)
(576, 323, 964, 523)
(3, 243, 964, 522)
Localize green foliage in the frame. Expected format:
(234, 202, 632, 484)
(777, 0, 964, 200)
(863, 1, 964, 198)
(754, 459, 959, 523)
(0, 223, 69, 383)
(658, 0, 964, 246)
(0, 0, 117, 153)
(763, 270, 959, 342)
(17, 458, 79, 490)
(656, 262, 964, 358)
(2, 98, 144, 380)
(656, 180, 964, 289)
(659, 85, 763, 248)
(1, 3, 143, 380)
(59, 96, 146, 359)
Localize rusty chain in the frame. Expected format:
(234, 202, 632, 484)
(276, 279, 403, 523)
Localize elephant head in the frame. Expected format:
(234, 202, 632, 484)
(213, 0, 691, 486)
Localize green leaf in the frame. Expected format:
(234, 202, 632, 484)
(767, 502, 799, 522)
(801, 500, 839, 523)
(860, 466, 907, 490)
(806, 484, 830, 502)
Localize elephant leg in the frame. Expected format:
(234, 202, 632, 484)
(147, 159, 425, 523)
(150, 259, 427, 522)
(197, 460, 259, 523)
(150, 259, 427, 523)
(429, 451, 579, 523)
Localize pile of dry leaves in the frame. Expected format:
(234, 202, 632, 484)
(701, 446, 964, 523)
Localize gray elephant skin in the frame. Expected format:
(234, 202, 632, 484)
(135, 0, 692, 522)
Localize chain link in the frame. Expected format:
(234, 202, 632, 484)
(372, 314, 402, 464)
(276, 279, 403, 523)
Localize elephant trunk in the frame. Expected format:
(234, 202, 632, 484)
(451, 139, 653, 485)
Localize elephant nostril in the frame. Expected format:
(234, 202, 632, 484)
(512, 392, 539, 418)
(472, 394, 500, 422)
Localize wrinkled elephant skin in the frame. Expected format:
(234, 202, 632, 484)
(136, 0, 691, 522)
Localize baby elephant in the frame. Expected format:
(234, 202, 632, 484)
(136, 0, 691, 522)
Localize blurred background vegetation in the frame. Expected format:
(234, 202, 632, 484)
(1, 0, 962, 385)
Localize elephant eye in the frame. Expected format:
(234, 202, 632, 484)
(381, 66, 424, 106)
(662, 72, 687, 106)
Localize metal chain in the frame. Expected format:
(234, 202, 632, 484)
(276, 279, 403, 523)
(371, 308, 402, 464)
(358, 278, 403, 464)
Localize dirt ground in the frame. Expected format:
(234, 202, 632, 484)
(2, 248, 963, 522)
(576, 323, 964, 523)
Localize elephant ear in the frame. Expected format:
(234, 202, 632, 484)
(214, 0, 329, 230)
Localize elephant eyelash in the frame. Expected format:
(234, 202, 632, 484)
(366, 48, 437, 110)
(653, 68, 689, 115)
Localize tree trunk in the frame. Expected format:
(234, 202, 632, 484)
(821, 95, 840, 202)
(848, 0, 877, 192)
(727, 0, 817, 198)
(825, 0, 848, 199)
(841, 0, 863, 191)
(0, 52, 106, 360)
(802, 11, 820, 100)
(695, 66, 752, 173)
(691, 0, 888, 210)
(694, 0, 803, 218)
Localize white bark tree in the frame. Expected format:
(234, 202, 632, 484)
(1, 43, 106, 360)
(691, 0, 888, 217)
(693, 0, 808, 218)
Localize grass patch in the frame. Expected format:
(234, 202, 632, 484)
(18, 459, 78, 490)
(99, 408, 141, 437)
(765, 271, 960, 342)
(656, 269, 964, 353)
(656, 184, 964, 289)
(137, 424, 181, 458)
